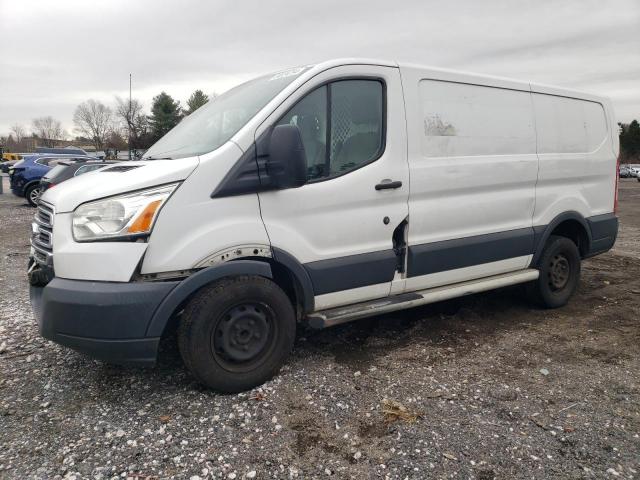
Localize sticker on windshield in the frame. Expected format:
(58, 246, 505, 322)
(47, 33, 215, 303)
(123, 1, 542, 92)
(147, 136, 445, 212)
(268, 66, 311, 81)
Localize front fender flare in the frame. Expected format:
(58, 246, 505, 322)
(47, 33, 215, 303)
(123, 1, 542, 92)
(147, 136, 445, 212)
(271, 247, 315, 313)
(145, 260, 272, 337)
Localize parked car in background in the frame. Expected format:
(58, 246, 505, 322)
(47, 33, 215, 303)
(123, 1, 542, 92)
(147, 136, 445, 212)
(620, 165, 632, 178)
(39, 160, 117, 196)
(35, 146, 88, 156)
(1, 159, 21, 173)
(10, 154, 96, 206)
(628, 165, 640, 178)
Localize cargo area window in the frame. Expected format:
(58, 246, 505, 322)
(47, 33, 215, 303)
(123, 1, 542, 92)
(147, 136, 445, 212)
(277, 79, 384, 181)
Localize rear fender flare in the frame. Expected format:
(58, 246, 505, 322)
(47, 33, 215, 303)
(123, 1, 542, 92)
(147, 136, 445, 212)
(531, 211, 592, 265)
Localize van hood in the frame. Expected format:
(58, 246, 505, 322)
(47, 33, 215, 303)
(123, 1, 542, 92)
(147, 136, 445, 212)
(41, 157, 200, 213)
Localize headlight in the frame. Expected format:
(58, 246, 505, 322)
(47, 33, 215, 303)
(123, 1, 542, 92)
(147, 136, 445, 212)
(72, 183, 178, 241)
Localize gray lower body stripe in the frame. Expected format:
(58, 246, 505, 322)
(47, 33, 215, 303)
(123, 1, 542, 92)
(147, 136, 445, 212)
(302, 215, 617, 296)
(304, 249, 397, 296)
(407, 227, 535, 278)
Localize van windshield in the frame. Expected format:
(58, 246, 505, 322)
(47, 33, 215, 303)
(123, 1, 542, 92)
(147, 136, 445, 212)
(143, 66, 311, 160)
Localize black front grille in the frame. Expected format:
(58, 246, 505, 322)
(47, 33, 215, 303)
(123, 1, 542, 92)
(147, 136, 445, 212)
(32, 203, 54, 267)
(37, 204, 54, 228)
(33, 249, 49, 265)
(36, 228, 52, 249)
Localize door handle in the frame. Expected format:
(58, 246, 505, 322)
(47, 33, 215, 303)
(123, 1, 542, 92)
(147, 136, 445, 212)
(375, 179, 403, 190)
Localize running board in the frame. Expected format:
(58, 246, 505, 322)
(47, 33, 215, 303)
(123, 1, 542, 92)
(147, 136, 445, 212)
(307, 269, 539, 329)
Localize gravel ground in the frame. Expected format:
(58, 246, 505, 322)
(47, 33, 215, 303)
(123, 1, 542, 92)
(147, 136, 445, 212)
(0, 175, 639, 480)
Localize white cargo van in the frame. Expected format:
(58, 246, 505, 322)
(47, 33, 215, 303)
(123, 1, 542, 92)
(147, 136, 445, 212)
(29, 59, 619, 392)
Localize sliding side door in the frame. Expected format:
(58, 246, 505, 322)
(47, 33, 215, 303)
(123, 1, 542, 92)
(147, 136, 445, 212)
(401, 68, 539, 291)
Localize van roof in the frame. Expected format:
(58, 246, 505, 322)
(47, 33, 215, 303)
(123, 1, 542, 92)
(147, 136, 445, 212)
(310, 58, 608, 103)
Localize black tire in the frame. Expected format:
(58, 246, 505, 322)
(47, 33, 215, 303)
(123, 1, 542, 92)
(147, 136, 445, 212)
(527, 235, 581, 308)
(25, 184, 40, 207)
(178, 275, 296, 393)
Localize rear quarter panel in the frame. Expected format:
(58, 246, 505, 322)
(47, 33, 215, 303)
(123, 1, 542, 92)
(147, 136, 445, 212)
(531, 85, 616, 226)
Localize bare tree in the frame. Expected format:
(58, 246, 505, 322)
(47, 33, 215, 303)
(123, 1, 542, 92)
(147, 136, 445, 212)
(10, 124, 26, 144)
(115, 96, 151, 150)
(73, 100, 114, 152)
(32, 116, 65, 147)
(105, 130, 128, 150)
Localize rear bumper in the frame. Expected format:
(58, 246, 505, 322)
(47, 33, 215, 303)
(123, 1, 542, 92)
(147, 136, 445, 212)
(30, 277, 179, 365)
(9, 176, 25, 196)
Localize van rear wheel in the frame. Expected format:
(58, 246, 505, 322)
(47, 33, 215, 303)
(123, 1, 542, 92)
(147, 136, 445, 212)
(178, 275, 296, 393)
(527, 235, 581, 308)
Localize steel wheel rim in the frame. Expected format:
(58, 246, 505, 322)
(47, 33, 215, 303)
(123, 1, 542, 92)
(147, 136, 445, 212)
(548, 254, 570, 291)
(210, 302, 276, 372)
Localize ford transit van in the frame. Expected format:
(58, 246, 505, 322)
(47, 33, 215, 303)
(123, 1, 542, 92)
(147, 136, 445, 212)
(29, 59, 619, 392)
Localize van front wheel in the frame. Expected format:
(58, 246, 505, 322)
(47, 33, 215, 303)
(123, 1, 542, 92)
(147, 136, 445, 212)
(178, 275, 296, 393)
(527, 235, 581, 308)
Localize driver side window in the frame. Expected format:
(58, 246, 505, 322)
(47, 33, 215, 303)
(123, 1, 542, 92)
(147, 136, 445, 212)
(277, 79, 384, 181)
(276, 86, 327, 180)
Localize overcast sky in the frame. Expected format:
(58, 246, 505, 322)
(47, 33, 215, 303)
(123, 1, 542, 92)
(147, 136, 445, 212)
(1, 0, 639, 137)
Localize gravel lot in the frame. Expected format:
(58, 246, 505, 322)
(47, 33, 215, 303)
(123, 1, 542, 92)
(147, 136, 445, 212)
(0, 175, 638, 479)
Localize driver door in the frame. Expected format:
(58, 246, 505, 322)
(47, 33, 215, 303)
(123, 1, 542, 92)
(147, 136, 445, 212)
(257, 65, 409, 310)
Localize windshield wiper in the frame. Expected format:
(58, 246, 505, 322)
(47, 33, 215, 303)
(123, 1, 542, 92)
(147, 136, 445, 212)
(142, 156, 173, 161)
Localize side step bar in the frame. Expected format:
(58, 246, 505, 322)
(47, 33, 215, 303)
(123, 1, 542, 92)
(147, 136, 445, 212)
(307, 269, 539, 329)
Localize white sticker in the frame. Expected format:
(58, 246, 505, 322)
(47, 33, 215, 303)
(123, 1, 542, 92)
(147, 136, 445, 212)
(268, 66, 310, 81)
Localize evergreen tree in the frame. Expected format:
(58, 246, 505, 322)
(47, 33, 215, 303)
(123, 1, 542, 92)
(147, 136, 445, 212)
(185, 90, 209, 115)
(620, 120, 640, 161)
(149, 92, 182, 142)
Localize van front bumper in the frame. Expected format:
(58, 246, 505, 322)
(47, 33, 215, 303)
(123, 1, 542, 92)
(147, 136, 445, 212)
(30, 277, 179, 366)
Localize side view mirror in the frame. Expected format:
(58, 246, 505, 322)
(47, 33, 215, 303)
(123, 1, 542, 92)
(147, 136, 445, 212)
(268, 124, 307, 189)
